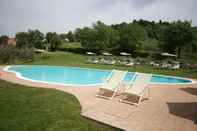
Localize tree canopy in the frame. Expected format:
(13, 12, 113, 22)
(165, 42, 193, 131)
(28, 30, 44, 49)
(16, 30, 44, 49)
(16, 32, 32, 48)
(74, 20, 196, 58)
(163, 21, 193, 58)
(0, 35, 9, 47)
(46, 32, 62, 51)
(1, 19, 197, 59)
(75, 21, 119, 51)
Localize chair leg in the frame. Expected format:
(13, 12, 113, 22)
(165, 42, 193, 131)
(120, 88, 150, 106)
(136, 95, 143, 106)
(111, 91, 117, 99)
(137, 88, 148, 106)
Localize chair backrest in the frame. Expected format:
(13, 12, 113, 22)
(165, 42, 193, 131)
(104, 70, 127, 91)
(126, 73, 152, 95)
(123, 72, 137, 89)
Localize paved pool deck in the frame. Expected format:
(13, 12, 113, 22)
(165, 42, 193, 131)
(0, 69, 197, 131)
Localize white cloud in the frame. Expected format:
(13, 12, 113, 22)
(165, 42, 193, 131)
(0, 0, 196, 36)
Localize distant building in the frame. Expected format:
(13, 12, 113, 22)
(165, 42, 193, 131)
(8, 38, 16, 46)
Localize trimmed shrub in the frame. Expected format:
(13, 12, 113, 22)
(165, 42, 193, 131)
(58, 47, 101, 55)
(0, 47, 34, 64)
(133, 51, 150, 58)
(151, 52, 165, 60)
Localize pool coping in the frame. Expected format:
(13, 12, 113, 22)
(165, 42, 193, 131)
(3, 65, 196, 87)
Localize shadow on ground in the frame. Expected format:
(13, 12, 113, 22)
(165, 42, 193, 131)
(167, 102, 197, 124)
(180, 87, 197, 95)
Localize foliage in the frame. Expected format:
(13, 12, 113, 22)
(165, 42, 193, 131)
(93, 21, 119, 49)
(163, 21, 193, 58)
(59, 42, 81, 49)
(16, 30, 44, 49)
(16, 32, 31, 48)
(72, 19, 196, 60)
(0, 35, 9, 47)
(74, 20, 196, 59)
(28, 29, 44, 49)
(0, 19, 197, 60)
(187, 27, 197, 58)
(66, 31, 75, 42)
(116, 23, 147, 52)
(141, 38, 160, 51)
(133, 50, 150, 58)
(59, 33, 68, 43)
(75, 21, 119, 51)
(75, 27, 99, 50)
(0, 47, 34, 64)
(46, 32, 62, 51)
(118, 30, 137, 52)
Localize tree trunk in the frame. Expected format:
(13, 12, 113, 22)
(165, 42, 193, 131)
(177, 47, 181, 58)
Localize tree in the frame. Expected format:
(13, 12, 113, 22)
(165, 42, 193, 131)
(75, 21, 119, 51)
(28, 29, 44, 49)
(59, 33, 67, 42)
(188, 27, 197, 57)
(75, 27, 100, 50)
(118, 32, 137, 52)
(66, 31, 75, 42)
(16, 30, 44, 49)
(164, 21, 193, 58)
(74, 19, 196, 59)
(46, 32, 62, 51)
(117, 23, 147, 52)
(93, 21, 119, 49)
(16, 32, 31, 48)
(0, 35, 9, 47)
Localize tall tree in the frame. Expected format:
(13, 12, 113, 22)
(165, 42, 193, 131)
(46, 32, 62, 51)
(16, 32, 31, 48)
(93, 21, 119, 49)
(28, 29, 44, 49)
(75, 27, 101, 50)
(59, 33, 67, 42)
(75, 21, 119, 51)
(164, 21, 193, 58)
(66, 31, 75, 42)
(0, 35, 9, 47)
(117, 23, 147, 52)
(189, 27, 197, 57)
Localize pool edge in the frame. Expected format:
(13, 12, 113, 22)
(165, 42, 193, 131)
(4, 65, 196, 87)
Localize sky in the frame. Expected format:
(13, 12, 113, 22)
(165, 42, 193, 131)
(0, 0, 197, 36)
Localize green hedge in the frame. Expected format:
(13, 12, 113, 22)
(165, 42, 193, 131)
(133, 51, 150, 58)
(0, 47, 34, 64)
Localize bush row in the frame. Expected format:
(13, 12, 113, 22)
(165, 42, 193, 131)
(58, 47, 163, 59)
(0, 47, 34, 64)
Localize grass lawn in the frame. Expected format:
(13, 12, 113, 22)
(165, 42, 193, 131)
(29, 51, 197, 79)
(59, 42, 82, 49)
(0, 79, 120, 131)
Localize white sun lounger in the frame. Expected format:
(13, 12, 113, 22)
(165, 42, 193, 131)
(120, 73, 152, 106)
(122, 72, 137, 90)
(96, 70, 127, 100)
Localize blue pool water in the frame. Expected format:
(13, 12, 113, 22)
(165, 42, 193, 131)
(6, 65, 192, 86)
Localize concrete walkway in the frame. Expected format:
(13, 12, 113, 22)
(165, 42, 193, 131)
(0, 69, 197, 131)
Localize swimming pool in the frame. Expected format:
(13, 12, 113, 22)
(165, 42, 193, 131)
(4, 65, 193, 86)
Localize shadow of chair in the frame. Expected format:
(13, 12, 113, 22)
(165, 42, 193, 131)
(180, 87, 197, 95)
(167, 102, 197, 124)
